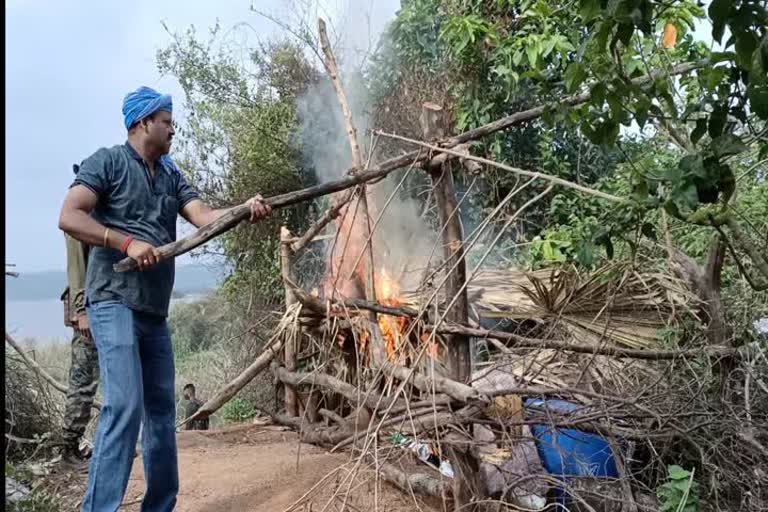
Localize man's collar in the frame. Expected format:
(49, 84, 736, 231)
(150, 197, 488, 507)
(124, 140, 144, 161)
(124, 141, 173, 174)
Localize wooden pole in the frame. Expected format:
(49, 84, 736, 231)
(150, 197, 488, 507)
(318, 17, 378, 307)
(421, 103, 471, 384)
(280, 227, 299, 417)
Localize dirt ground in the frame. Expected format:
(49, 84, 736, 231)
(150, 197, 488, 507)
(48, 422, 440, 512)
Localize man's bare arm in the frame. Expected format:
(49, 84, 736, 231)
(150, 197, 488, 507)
(59, 186, 123, 247)
(180, 196, 271, 229)
(58, 185, 162, 270)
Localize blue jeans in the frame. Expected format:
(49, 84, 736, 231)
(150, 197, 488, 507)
(82, 300, 178, 512)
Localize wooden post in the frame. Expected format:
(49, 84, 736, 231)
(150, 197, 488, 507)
(280, 226, 299, 417)
(318, 18, 378, 307)
(317, 17, 388, 375)
(420, 103, 471, 384)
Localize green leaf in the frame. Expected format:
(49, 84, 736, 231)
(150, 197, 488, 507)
(708, 0, 731, 44)
(542, 37, 557, 57)
(664, 199, 683, 220)
(634, 97, 650, 128)
(701, 66, 727, 91)
(564, 62, 588, 93)
(708, 104, 728, 138)
(542, 241, 555, 260)
(580, 0, 602, 21)
(680, 154, 705, 178)
(591, 82, 607, 105)
(576, 241, 595, 267)
(690, 118, 708, 145)
(667, 465, 691, 480)
(616, 23, 634, 46)
(719, 163, 735, 204)
(604, 237, 614, 259)
(747, 83, 768, 119)
(679, 183, 700, 210)
(526, 44, 538, 67)
(735, 31, 758, 70)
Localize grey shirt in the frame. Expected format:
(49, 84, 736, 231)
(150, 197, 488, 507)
(72, 142, 200, 317)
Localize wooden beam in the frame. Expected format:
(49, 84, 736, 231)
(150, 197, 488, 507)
(272, 364, 396, 411)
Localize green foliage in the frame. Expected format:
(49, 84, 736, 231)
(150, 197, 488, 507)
(657, 465, 700, 512)
(376, 0, 628, 250)
(157, 26, 317, 304)
(168, 295, 228, 359)
(220, 396, 259, 423)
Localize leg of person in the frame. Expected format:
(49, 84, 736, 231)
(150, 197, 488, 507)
(81, 301, 143, 512)
(136, 312, 179, 512)
(62, 331, 100, 458)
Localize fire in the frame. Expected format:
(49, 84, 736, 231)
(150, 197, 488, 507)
(376, 268, 407, 361)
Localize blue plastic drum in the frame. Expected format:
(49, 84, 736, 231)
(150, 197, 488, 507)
(526, 398, 618, 479)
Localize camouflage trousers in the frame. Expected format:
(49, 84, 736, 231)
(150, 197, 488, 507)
(61, 331, 100, 446)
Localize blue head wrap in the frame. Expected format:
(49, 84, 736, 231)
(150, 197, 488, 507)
(122, 86, 173, 131)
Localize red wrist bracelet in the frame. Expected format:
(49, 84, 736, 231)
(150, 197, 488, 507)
(119, 235, 134, 254)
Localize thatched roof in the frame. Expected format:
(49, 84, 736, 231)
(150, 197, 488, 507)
(404, 263, 699, 350)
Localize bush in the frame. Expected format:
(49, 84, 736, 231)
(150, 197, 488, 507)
(4, 353, 60, 460)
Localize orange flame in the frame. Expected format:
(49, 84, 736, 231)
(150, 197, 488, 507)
(376, 268, 407, 361)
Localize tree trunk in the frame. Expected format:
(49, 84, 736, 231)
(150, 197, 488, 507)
(421, 102, 471, 384)
(672, 235, 731, 346)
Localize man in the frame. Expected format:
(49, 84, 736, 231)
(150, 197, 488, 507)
(58, 86, 271, 512)
(182, 383, 209, 431)
(60, 195, 99, 463)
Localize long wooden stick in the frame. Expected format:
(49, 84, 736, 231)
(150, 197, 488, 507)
(318, 17, 377, 305)
(379, 361, 487, 404)
(114, 60, 703, 273)
(377, 131, 624, 203)
(113, 157, 416, 272)
(280, 227, 299, 417)
(290, 188, 355, 253)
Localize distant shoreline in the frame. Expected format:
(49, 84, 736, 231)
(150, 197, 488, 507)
(5, 292, 210, 345)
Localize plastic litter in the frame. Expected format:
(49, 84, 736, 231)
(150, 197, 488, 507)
(391, 432, 454, 478)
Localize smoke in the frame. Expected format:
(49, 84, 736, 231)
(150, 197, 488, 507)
(295, 0, 439, 294)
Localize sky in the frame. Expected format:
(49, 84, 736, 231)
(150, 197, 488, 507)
(5, 0, 399, 273)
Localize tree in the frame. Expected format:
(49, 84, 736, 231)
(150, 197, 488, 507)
(157, 24, 320, 304)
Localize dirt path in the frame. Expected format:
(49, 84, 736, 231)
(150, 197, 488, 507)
(114, 423, 437, 512)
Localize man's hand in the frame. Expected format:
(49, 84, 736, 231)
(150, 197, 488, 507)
(76, 313, 91, 339)
(245, 194, 272, 223)
(126, 240, 162, 270)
